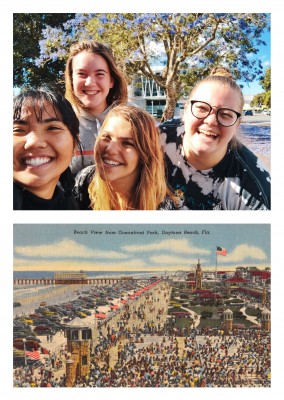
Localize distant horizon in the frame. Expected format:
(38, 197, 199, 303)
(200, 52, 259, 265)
(13, 265, 270, 275)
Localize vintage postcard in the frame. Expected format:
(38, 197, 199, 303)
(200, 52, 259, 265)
(13, 224, 271, 388)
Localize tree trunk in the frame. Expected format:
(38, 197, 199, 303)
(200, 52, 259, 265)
(160, 82, 179, 123)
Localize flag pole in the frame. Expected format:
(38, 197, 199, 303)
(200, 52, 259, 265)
(215, 247, 217, 281)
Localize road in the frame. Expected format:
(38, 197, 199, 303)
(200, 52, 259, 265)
(241, 114, 271, 126)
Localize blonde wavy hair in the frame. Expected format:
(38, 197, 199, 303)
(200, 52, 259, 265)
(65, 40, 128, 114)
(88, 105, 172, 210)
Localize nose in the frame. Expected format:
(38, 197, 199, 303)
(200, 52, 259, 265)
(85, 75, 95, 86)
(203, 108, 218, 125)
(105, 139, 120, 153)
(24, 131, 47, 150)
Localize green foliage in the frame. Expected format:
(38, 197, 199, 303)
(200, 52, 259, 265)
(201, 311, 213, 319)
(13, 13, 75, 89)
(251, 66, 271, 108)
(245, 306, 262, 318)
(260, 66, 271, 91)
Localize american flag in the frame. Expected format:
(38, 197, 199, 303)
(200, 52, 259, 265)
(216, 246, 227, 256)
(26, 351, 41, 360)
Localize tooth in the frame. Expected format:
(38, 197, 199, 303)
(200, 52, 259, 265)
(105, 159, 120, 166)
(24, 157, 50, 166)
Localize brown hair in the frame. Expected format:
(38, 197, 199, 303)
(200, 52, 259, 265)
(88, 105, 173, 210)
(65, 40, 128, 114)
(188, 65, 244, 112)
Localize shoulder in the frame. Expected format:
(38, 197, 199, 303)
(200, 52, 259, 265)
(233, 142, 271, 180)
(157, 196, 188, 210)
(159, 118, 185, 144)
(230, 142, 271, 209)
(13, 182, 23, 210)
(74, 165, 96, 187)
(73, 165, 96, 210)
(56, 186, 79, 210)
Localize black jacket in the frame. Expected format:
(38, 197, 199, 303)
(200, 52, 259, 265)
(13, 182, 79, 210)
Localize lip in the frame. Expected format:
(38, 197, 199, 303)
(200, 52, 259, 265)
(102, 157, 124, 167)
(21, 156, 54, 167)
(83, 90, 100, 96)
(197, 129, 220, 140)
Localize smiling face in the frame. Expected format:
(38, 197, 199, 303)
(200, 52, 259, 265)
(13, 101, 74, 199)
(96, 115, 141, 194)
(183, 81, 242, 169)
(72, 51, 114, 115)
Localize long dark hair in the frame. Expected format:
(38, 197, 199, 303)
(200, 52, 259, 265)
(13, 85, 82, 194)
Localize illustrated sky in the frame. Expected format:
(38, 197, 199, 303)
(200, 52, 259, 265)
(14, 224, 270, 273)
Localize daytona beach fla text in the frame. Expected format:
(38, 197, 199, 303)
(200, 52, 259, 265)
(73, 229, 210, 235)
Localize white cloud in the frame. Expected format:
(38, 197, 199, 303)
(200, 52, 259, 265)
(150, 254, 207, 267)
(218, 244, 267, 264)
(122, 238, 210, 255)
(14, 239, 128, 260)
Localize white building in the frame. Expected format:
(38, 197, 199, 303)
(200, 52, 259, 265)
(129, 69, 255, 117)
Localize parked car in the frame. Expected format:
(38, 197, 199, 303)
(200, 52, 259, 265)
(33, 325, 52, 334)
(244, 110, 253, 116)
(13, 338, 40, 351)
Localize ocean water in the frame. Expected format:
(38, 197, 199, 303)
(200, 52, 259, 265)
(13, 270, 162, 280)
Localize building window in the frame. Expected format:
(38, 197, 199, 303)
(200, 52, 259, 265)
(71, 330, 79, 340)
(82, 330, 91, 340)
(82, 355, 88, 366)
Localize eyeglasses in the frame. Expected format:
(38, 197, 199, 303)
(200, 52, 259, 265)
(190, 100, 241, 127)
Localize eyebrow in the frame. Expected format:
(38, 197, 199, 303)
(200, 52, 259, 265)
(102, 132, 134, 141)
(76, 68, 107, 73)
(14, 118, 62, 124)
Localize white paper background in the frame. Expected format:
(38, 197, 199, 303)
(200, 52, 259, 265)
(2, 1, 283, 399)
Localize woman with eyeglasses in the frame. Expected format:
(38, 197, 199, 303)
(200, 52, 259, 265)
(160, 66, 271, 210)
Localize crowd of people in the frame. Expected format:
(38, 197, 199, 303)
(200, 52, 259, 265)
(13, 282, 270, 388)
(13, 39, 271, 210)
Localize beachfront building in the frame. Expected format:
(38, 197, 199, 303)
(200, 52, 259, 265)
(261, 309, 271, 331)
(54, 271, 88, 285)
(65, 317, 93, 387)
(222, 309, 234, 334)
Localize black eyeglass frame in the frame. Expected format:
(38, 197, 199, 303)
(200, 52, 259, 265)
(190, 100, 241, 127)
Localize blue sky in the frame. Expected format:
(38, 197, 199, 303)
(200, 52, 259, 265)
(14, 224, 270, 272)
(238, 29, 271, 95)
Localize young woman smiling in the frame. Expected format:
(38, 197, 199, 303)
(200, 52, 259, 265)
(160, 67, 271, 210)
(65, 40, 128, 175)
(13, 86, 81, 210)
(73, 105, 182, 210)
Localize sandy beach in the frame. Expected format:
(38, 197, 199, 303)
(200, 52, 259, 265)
(14, 284, 90, 318)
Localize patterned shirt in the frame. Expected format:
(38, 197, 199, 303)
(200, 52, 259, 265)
(159, 120, 271, 210)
